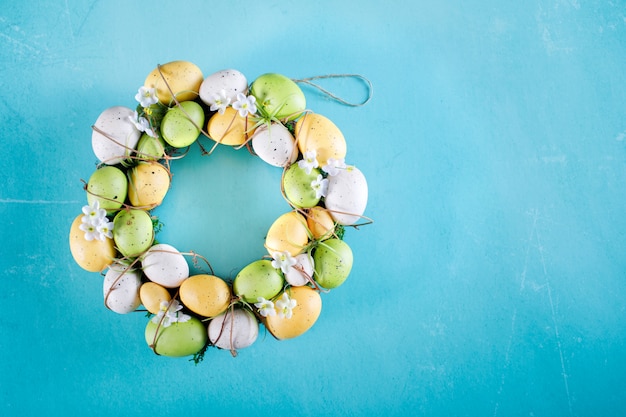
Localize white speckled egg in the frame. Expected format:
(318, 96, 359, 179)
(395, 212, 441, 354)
(103, 263, 142, 314)
(141, 243, 189, 288)
(324, 166, 369, 226)
(285, 253, 314, 287)
(199, 69, 248, 108)
(251, 123, 297, 167)
(208, 308, 259, 351)
(92, 106, 141, 165)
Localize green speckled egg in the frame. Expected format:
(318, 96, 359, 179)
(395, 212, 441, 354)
(113, 209, 154, 258)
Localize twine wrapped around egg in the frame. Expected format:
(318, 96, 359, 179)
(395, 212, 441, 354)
(69, 61, 373, 362)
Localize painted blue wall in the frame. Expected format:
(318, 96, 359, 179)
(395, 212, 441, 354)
(1, 0, 625, 416)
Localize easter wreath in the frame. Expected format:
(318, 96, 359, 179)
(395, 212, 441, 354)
(69, 61, 371, 361)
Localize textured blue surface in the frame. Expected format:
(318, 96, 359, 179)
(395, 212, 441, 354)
(1, 1, 626, 416)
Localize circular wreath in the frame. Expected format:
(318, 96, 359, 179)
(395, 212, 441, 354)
(68, 61, 371, 361)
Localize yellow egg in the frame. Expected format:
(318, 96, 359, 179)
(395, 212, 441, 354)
(128, 161, 171, 209)
(69, 215, 116, 272)
(265, 286, 322, 340)
(207, 106, 251, 146)
(139, 282, 171, 314)
(179, 274, 231, 317)
(265, 211, 309, 256)
(295, 113, 347, 166)
(306, 206, 335, 240)
(144, 60, 204, 105)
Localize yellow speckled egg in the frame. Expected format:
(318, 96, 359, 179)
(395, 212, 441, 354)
(265, 286, 322, 340)
(179, 274, 231, 318)
(295, 113, 347, 167)
(128, 161, 171, 209)
(69, 215, 116, 272)
(207, 106, 250, 146)
(139, 282, 171, 314)
(265, 211, 309, 257)
(306, 206, 335, 240)
(144, 60, 204, 105)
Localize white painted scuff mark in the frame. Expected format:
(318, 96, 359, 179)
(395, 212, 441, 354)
(0, 199, 80, 205)
(615, 131, 626, 141)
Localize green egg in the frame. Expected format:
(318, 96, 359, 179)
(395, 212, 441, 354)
(233, 260, 284, 303)
(86, 166, 128, 213)
(136, 133, 166, 161)
(313, 238, 353, 289)
(250, 73, 306, 120)
(145, 316, 207, 357)
(112, 209, 154, 258)
(283, 163, 321, 208)
(160, 101, 205, 148)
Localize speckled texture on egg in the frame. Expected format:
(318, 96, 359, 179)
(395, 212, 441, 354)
(208, 308, 259, 350)
(141, 243, 190, 288)
(91, 106, 141, 165)
(199, 69, 248, 106)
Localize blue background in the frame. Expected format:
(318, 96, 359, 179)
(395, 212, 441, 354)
(1, 0, 625, 416)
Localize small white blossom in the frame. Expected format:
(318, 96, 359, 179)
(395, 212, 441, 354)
(209, 89, 231, 114)
(79, 222, 99, 241)
(254, 297, 276, 317)
(79, 201, 113, 241)
(135, 86, 159, 108)
(96, 218, 115, 240)
(322, 158, 347, 176)
(275, 293, 297, 319)
(271, 251, 297, 274)
(151, 300, 190, 327)
(81, 200, 106, 224)
(128, 111, 157, 138)
(297, 150, 319, 175)
(232, 93, 257, 117)
(310, 174, 329, 199)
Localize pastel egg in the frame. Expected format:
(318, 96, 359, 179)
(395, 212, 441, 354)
(295, 113, 347, 167)
(145, 316, 207, 357)
(179, 274, 231, 318)
(265, 286, 322, 340)
(233, 260, 284, 304)
(306, 206, 335, 240)
(112, 209, 154, 258)
(135, 133, 166, 161)
(282, 163, 321, 208)
(324, 166, 368, 226)
(139, 282, 171, 314)
(128, 161, 171, 209)
(86, 166, 128, 214)
(207, 106, 249, 146)
(144, 60, 204, 105)
(199, 69, 248, 107)
(69, 214, 116, 272)
(92, 106, 141, 165)
(313, 238, 353, 289)
(103, 263, 142, 314)
(141, 243, 189, 288)
(251, 122, 297, 167)
(285, 253, 314, 287)
(265, 211, 309, 256)
(160, 101, 205, 148)
(208, 308, 259, 351)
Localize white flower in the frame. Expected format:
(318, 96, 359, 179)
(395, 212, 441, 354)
(151, 299, 190, 327)
(297, 150, 319, 175)
(128, 111, 157, 138)
(232, 93, 257, 117)
(79, 222, 99, 241)
(310, 174, 329, 199)
(81, 200, 106, 224)
(275, 293, 297, 319)
(96, 218, 114, 240)
(271, 251, 297, 274)
(322, 158, 347, 176)
(79, 201, 113, 241)
(254, 297, 276, 317)
(209, 89, 231, 114)
(135, 86, 159, 108)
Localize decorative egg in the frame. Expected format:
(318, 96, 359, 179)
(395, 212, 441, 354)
(313, 238, 353, 289)
(135, 133, 166, 161)
(206, 106, 249, 146)
(139, 282, 171, 314)
(295, 113, 347, 166)
(141, 243, 189, 288)
(250, 73, 306, 120)
(68, 215, 116, 272)
(128, 161, 170, 209)
(145, 316, 207, 357)
(306, 206, 335, 240)
(251, 122, 297, 167)
(199, 69, 248, 108)
(160, 101, 205, 148)
(208, 308, 259, 351)
(233, 260, 284, 303)
(112, 209, 154, 258)
(282, 163, 321, 208)
(86, 166, 128, 214)
(285, 253, 314, 287)
(265, 286, 322, 340)
(103, 263, 142, 314)
(179, 274, 231, 317)
(324, 166, 368, 226)
(92, 106, 141, 165)
(265, 211, 309, 256)
(144, 60, 204, 105)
